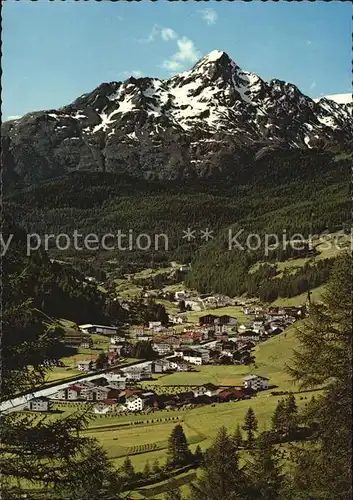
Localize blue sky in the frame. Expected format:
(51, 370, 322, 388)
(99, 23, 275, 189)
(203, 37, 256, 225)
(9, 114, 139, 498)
(2, 0, 351, 120)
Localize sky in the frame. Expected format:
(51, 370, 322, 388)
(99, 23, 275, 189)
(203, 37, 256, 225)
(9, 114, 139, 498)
(2, 0, 352, 120)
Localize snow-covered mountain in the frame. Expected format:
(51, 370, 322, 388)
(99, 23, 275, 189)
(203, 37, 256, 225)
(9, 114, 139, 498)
(314, 93, 352, 105)
(3, 50, 352, 183)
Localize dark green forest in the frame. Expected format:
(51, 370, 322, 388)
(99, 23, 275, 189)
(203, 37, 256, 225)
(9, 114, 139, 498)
(5, 149, 350, 297)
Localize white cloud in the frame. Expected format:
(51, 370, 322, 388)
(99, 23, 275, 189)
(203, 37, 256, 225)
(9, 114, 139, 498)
(137, 25, 177, 44)
(162, 37, 201, 72)
(161, 28, 177, 41)
(310, 81, 317, 91)
(6, 115, 21, 121)
(199, 8, 218, 26)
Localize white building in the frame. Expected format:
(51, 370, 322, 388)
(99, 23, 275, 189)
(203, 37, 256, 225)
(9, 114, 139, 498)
(243, 375, 269, 391)
(27, 397, 50, 412)
(77, 360, 96, 372)
(153, 342, 172, 356)
(79, 324, 119, 335)
(126, 395, 144, 412)
(149, 321, 162, 330)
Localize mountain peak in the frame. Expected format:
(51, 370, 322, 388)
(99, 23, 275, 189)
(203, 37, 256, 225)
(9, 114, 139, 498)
(204, 50, 227, 62)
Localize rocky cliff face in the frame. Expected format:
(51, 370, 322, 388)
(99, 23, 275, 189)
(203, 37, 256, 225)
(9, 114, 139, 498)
(2, 50, 352, 185)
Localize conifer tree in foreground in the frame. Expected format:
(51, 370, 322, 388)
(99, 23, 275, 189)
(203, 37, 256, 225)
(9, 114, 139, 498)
(0, 220, 121, 499)
(167, 424, 191, 467)
(121, 456, 135, 478)
(233, 424, 243, 449)
(242, 407, 258, 448)
(189, 426, 246, 500)
(245, 433, 287, 500)
(288, 253, 352, 500)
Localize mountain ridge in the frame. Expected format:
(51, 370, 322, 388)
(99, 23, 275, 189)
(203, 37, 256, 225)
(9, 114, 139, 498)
(2, 50, 352, 186)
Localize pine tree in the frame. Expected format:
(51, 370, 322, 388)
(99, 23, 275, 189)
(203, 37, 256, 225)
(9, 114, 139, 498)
(243, 408, 258, 448)
(122, 456, 135, 478)
(246, 433, 286, 500)
(288, 254, 352, 500)
(152, 459, 161, 475)
(167, 424, 191, 467)
(272, 400, 287, 435)
(189, 426, 246, 500)
(143, 461, 151, 478)
(233, 424, 243, 449)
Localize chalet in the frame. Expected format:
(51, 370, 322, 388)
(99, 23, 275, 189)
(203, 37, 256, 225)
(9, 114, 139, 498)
(77, 360, 97, 372)
(243, 374, 270, 391)
(67, 384, 86, 400)
(126, 395, 144, 412)
(199, 314, 218, 326)
(105, 370, 126, 382)
(27, 396, 50, 412)
(152, 342, 172, 356)
(217, 388, 246, 402)
(218, 315, 237, 325)
(167, 356, 189, 372)
(193, 383, 219, 398)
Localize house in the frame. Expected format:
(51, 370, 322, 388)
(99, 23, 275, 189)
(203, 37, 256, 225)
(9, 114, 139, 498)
(193, 348, 210, 364)
(170, 313, 188, 324)
(80, 337, 94, 349)
(67, 384, 86, 400)
(27, 396, 50, 412)
(199, 314, 219, 326)
(183, 352, 203, 365)
(252, 320, 265, 333)
(152, 342, 172, 356)
(149, 321, 162, 330)
(108, 344, 122, 355)
(105, 371, 127, 389)
(93, 402, 114, 414)
(243, 375, 270, 391)
(174, 290, 186, 300)
(111, 335, 126, 345)
(77, 359, 97, 372)
(152, 359, 173, 373)
(217, 388, 246, 402)
(193, 383, 219, 398)
(167, 356, 189, 372)
(53, 388, 67, 400)
(126, 395, 144, 412)
(218, 315, 237, 325)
